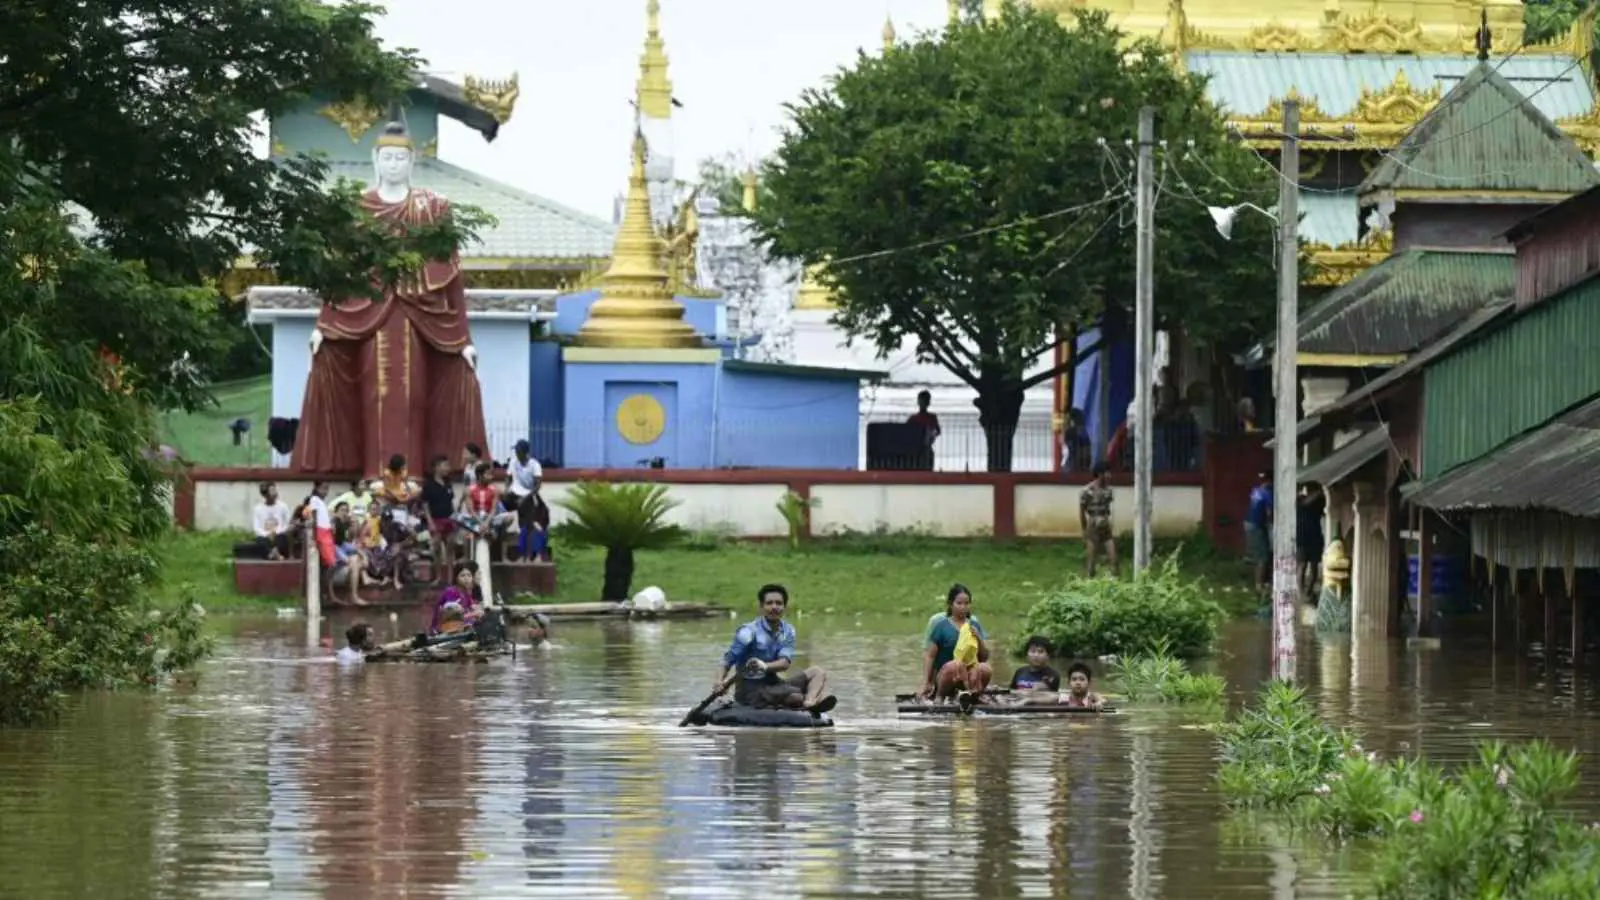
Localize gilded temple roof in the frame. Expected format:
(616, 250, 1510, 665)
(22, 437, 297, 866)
(321, 159, 616, 263)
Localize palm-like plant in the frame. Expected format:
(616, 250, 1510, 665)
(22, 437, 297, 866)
(556, 482, 686, 601)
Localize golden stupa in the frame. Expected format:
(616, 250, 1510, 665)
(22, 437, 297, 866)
(574, 133, 702, 349)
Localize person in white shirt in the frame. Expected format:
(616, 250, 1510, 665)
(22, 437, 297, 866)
(508, 439, 545, 561)
(304, 481, 336, 569)
(336, 622, 375, 664)
(252, 482, 292, 560)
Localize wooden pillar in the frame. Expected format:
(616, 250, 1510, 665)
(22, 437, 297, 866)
(1350, 482, 1390, 638)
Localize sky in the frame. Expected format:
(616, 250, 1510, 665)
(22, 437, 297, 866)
(371, 0, 951, 221)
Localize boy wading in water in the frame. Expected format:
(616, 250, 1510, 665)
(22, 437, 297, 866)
(1080, 461, 1117, 577)
(1060, 662, 1105, 710)
(1008, 636, 1062, 704)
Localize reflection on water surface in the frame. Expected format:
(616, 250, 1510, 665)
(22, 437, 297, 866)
(6, 616, 1600, 898)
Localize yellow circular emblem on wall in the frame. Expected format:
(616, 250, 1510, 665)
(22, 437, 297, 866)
(616, 394, 667, 445)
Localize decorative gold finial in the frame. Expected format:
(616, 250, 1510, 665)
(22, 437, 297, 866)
(374, 121, 413, 150)
(1475, 8, 1492, 62)
(637, 0, 674, 119)
(742, 169, 759, 212)
(883, 15, 897, 51)
(575, 132, 701, 349)
(1162, 0, 1188, 70)
(463, 73, 520, 125)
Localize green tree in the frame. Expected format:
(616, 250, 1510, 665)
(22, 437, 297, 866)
(751, 3, 1277, 470)
(1523, 0, 1596, 47)
(0, 0, 489, 723)
(696, 153, 776, 214)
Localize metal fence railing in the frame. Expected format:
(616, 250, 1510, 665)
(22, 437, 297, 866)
(167, 410, 1207, 474)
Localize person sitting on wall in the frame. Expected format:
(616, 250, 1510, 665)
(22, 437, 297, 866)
(250, 481, 293, 560)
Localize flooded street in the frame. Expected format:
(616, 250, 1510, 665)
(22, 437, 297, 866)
(5, 614, 1600, 898)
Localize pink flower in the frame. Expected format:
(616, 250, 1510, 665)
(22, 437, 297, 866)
(1409, 809, 1424, 824)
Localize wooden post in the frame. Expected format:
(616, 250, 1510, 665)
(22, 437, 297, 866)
(1416, 511, 1434, 638)
(304, 519, 322, 621)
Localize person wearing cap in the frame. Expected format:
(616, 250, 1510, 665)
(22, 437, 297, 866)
(508, 440, 546, 561)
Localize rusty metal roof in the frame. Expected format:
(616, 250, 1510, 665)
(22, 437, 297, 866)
(1298, 249, 1514, 356)
(1361, 63, 1600, 199)
(1300, 426, 1390, 487)
(1410, 395, 1600, 516)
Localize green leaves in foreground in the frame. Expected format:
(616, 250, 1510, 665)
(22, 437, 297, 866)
(1216, 682, 1600, 897)
(556, 482, 687, 552)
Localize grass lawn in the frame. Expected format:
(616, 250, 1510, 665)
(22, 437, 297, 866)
(153, 528, 1261, 619)
(160, 376, 273, 467)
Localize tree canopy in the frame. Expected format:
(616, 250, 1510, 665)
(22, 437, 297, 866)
(0, 0, 481, 723)
(750, 4, 1278, 470)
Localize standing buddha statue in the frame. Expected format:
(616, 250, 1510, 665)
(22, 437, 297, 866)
(294, 121, 489, 475)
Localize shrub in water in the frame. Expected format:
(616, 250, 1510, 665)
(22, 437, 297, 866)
(1017, 554, 1224, 659)
(1214, 681, 1356, 809)
(1111, 639, 1226, 706)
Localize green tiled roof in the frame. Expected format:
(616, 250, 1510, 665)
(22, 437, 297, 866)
(1298, 248, 1513, 356)
(1189, 52, 1597, 124)
(1360, 63, 1600, 196)
(323, 159, 615, 262)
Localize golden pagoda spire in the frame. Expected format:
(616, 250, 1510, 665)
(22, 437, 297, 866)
(576, 132, 700, 349)
(741, 169, 759, 213)
(883, 15, 897, 51)
(1162, 0, 1187, 73)
(636, 0, 673, 120)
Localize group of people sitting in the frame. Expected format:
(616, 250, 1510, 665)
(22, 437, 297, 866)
(247, 440, 554, 606)
(716, 581, 1104, 716)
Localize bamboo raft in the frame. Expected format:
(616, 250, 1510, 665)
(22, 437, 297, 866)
(504, 601, 730, 622)
(362, 610, 516, 663)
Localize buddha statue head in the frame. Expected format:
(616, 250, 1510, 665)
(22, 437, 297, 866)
(372, 121, 415, 192)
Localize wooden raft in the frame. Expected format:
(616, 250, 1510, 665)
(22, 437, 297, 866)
(504, 601, 729, 622)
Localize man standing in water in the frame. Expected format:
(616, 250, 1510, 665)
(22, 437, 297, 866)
(715, 584, 836, 716)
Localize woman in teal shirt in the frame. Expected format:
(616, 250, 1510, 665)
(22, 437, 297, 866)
(918, 583, 993, 702)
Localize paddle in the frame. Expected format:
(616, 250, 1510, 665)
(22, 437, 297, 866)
(680, 670, 740, 727)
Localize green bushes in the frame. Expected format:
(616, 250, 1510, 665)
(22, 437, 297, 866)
(1110, 640, 1226, 706)
(1217, 682, 1600, 896)
(1016, 555, 1224, 659)
(0, 528, 212, 725)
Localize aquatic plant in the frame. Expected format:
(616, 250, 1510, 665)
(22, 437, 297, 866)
(1213, 681, 1356, 809)
(1016, 553, 1225, 659)
(1368, 741, 1595, 899)
(554, 482, 687, 601)
(1109, 639, 1226, 706)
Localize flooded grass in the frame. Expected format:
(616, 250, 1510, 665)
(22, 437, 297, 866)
(154, 527, 1260, 618)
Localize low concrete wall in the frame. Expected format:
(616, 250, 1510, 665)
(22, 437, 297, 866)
(178, 467, 1205, 540)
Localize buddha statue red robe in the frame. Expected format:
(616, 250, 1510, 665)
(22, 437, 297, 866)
(294, 188, 488, 475)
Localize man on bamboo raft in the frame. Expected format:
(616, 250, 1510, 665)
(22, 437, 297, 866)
(715, 584, 837, 717)
(293, 120, 488, 475)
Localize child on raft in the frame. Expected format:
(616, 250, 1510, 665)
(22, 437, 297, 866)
(1008, 636, 1062, 704)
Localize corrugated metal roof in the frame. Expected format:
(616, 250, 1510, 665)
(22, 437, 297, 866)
(1361, 63, 1600, 195)
(1300, 191, 1361, 247)
(1410, 394, 1600, 516)
(1298, 249, 1513, 355)
(324, 159, 615, 260)
(1316, 299, 1515, 418)
(1189, 52, 1597, 123)
(1300, 426, 1390, 486)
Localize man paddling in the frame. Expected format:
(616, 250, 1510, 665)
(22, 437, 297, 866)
(715, 583, 837, 716)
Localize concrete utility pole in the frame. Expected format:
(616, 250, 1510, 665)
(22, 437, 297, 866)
(1272, 99, 1301, 682)
(1133, 106, 1156, 572)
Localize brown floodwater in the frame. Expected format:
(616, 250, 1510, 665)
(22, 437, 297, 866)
(4, 613, 1600, 899)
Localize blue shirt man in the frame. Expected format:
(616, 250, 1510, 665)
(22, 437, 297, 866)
(715, 584, 833, 713)
(1247, 481, 1273, 528)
